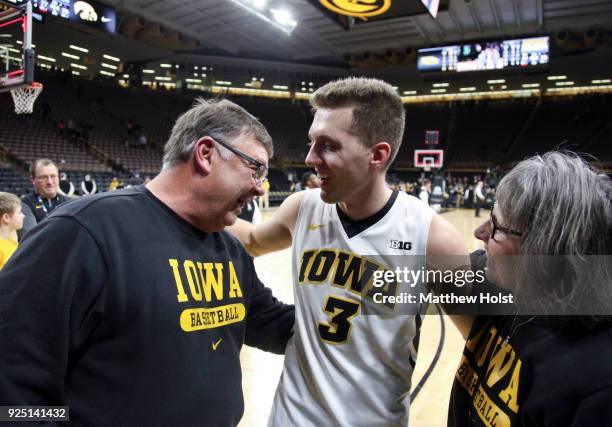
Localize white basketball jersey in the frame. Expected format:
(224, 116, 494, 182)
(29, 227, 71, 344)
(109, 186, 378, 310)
(268, 189, 434, 427)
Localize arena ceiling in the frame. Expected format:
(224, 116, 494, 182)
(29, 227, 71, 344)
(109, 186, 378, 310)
(103, 0, 612, 65)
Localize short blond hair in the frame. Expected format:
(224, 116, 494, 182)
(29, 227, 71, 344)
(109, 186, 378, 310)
(310, 77, 405, 169)
(0, 192, 20, 216)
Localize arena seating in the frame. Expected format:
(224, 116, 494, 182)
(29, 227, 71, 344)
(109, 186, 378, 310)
(0, 68, 610, 198)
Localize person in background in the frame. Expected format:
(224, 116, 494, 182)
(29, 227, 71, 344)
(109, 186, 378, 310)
(259, 177, 270, 210)
(301, 171, 320, 190)
(21, 159, 67, 236)
(474, 179, 485, 217)
(419, 178, 431, 205)
(0, 192, 24, 269)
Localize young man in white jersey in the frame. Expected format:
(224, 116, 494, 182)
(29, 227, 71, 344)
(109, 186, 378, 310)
(230, 77, 468, 426)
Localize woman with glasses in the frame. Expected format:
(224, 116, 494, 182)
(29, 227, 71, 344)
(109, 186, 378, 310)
(448, 151, 612, 426)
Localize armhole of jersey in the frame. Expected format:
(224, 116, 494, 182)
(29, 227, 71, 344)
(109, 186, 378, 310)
(292, 189, 318, 238)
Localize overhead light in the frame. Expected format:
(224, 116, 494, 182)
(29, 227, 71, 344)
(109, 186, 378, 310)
(309, 82, 313, 86)
(122, 74, 129, 78)
(501, 85, 507, 89)
(273, 85, 288, 90)
(433, 83, 449, 87)
(61, 52, 80, 60)
(270, 9, 297, 27)
(215, 80, 232, 85)
(431, 89, 446, 93)
(101, 63, 117, 70)
(403, 90, 417, 95)
(142, 69, 155, 74)
(228, 0, 297, 35)
(69, 44, 88, 53)
(186, 78, 202, 83)
(592, 79, 611, 84)
(459, 87, 476, 92)
(252, 0, 266, 9)
(7, 47, 20, 53)
(202, 67, 207, 71)
(38, 55, 56, 63)
(72, 71, 80, 76)
(100, 70, 115, 77)
(556, 81, 574, 86)
(103, 54, 120, 62)
(160, 63, 172, 68)
(155, 76, 172, 81)
(201, 73, 207, 77)
(522, 83, 540, 88)
(70, 63, 87, 70)
(547, 75, 567, 80)
(487, 79, 505, 84)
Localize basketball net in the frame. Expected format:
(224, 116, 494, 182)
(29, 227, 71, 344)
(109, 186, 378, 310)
(10, 82, 43, 114)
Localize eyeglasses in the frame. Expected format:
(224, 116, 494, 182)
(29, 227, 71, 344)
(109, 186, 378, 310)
(213, 137, 267, 184)
(490, 208, 523, 241)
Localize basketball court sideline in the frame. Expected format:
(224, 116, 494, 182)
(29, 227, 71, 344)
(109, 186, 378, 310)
(240, 207, 484, 427)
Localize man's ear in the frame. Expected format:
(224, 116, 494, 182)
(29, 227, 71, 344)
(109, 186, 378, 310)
(193, 137, 215, 175)
(370, 142, 392, 170)
(0, 213, 9, 225)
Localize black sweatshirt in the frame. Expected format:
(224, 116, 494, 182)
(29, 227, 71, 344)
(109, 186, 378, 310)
(0, 186, 294, 426)
(448, 251, 612, 427)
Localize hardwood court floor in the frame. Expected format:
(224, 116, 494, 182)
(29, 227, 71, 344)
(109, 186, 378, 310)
(239, 207, 486, 427)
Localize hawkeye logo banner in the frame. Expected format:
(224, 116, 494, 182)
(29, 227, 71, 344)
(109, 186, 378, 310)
(168, 258, 246, 332)
(310, 0, 441, 29)
(319, 0, 391, 19)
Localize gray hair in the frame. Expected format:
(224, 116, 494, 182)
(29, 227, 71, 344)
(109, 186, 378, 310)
(310, 77, 405, 169)
(496, 151, 611, 320)
(162, 98, 273, 170)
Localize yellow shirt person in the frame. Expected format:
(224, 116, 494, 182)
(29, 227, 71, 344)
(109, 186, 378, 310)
(0, 192, 25, 270)
(0, 238, 18, 269)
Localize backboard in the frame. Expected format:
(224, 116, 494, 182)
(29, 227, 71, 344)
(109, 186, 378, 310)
(0, 0, 34, 93)
(414, 149, 444, 170)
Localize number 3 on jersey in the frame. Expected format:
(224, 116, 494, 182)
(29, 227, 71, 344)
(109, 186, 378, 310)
(318, 295, 360, 344)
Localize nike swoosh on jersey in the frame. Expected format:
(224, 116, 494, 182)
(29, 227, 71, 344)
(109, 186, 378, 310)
(307, 224, 326, 231)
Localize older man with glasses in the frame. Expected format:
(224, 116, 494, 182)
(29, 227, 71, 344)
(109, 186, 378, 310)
(20, 158, 68, 236)
(0, 98, 294, 426)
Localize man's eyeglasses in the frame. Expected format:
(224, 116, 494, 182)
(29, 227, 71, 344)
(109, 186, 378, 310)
(213, 137, 267, 184)
(490, 208, 523, 241)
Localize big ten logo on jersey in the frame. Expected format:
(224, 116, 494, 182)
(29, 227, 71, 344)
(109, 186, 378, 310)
(390, 239, 412, 251)
(168, 259, 245, 332)
(297, 248, 399, 345)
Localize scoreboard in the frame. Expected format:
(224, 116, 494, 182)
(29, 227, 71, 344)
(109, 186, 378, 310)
(8, 0, 116, 33)
(417, 36, 549, 73)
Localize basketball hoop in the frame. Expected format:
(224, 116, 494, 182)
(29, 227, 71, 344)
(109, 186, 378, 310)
(10, 82, 43, 114)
